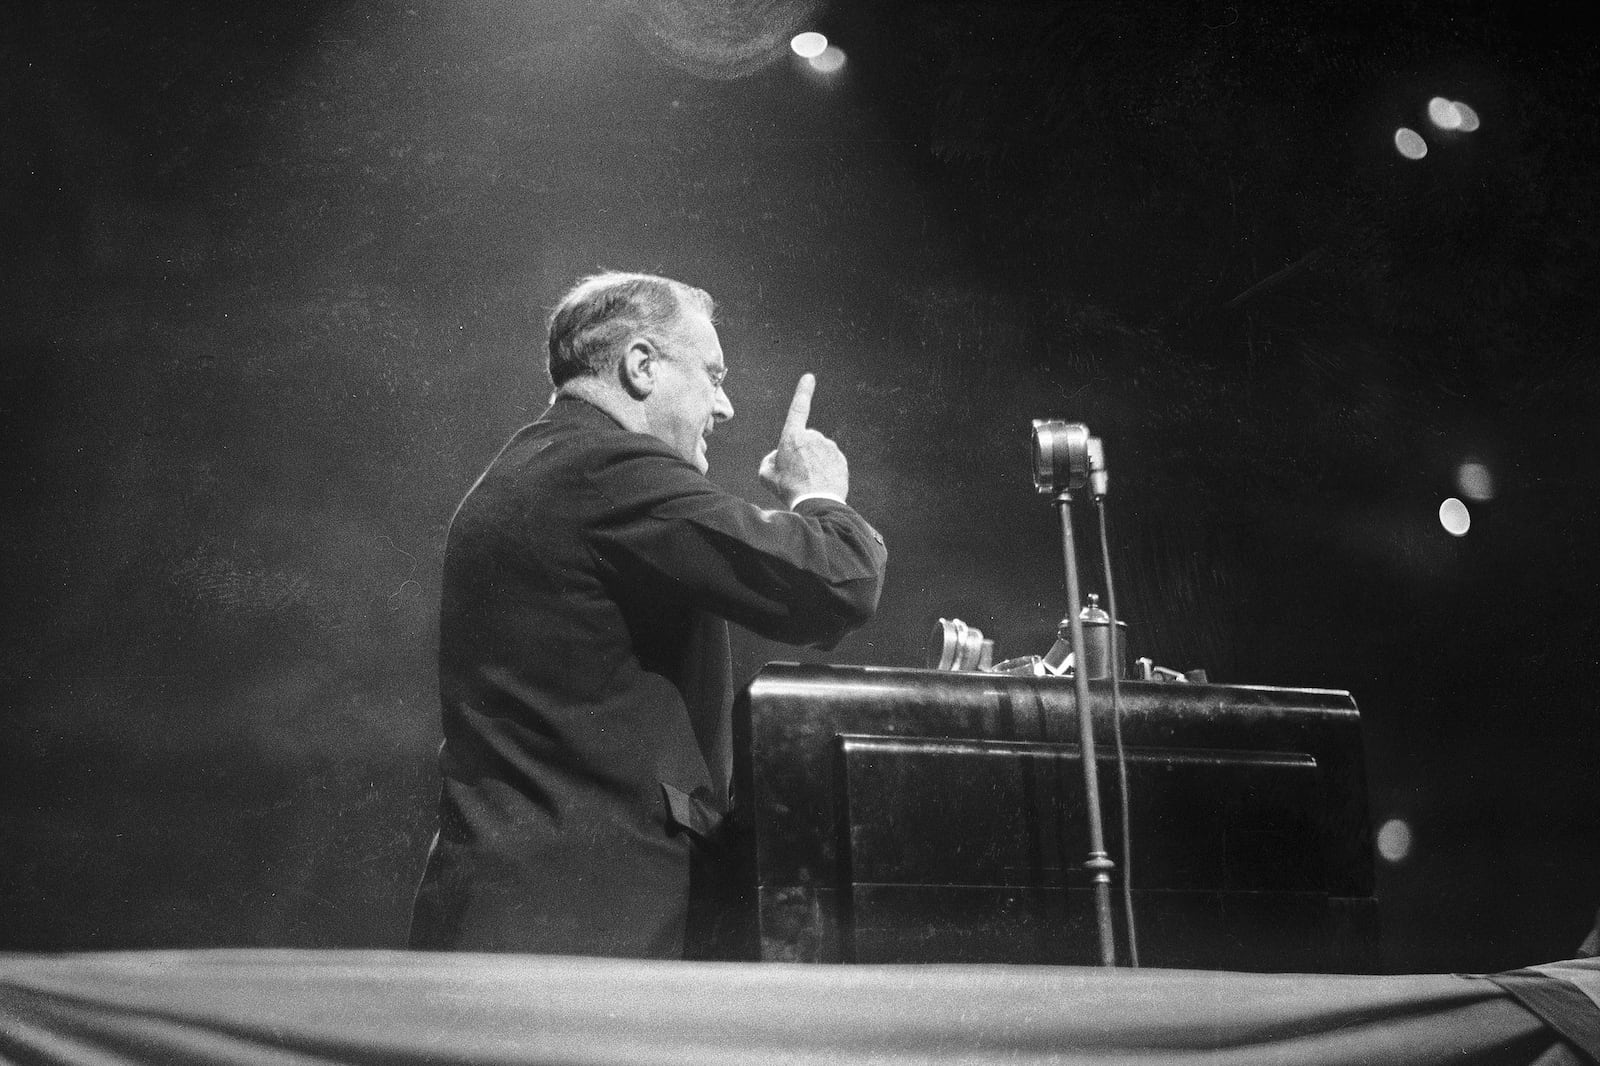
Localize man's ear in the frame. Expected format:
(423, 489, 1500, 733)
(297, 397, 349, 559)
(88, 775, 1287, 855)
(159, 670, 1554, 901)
(619, 339, 658, 399)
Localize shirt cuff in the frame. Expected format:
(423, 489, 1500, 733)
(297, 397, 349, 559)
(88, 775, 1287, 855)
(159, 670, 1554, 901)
(790, 491, 847, 509)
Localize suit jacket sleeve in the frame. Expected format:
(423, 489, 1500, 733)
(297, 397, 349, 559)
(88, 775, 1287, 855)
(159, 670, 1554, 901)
(582, 434, 888, 649)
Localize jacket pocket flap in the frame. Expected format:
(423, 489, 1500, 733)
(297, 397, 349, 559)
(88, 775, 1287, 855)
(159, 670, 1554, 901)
(661, 782, 725, 843)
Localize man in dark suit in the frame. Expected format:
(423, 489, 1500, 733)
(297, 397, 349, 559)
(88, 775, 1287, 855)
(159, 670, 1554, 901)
(409, 272, 887, 958)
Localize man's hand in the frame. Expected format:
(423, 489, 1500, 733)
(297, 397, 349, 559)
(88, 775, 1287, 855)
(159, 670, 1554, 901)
(759, 373, 850, 507)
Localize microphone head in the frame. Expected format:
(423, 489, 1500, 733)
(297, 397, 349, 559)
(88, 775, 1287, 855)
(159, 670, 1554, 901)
(1031, 419, 1090, 494)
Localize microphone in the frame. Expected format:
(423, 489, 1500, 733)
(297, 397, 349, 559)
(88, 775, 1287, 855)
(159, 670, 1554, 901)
(1031, 420, 1091, 495)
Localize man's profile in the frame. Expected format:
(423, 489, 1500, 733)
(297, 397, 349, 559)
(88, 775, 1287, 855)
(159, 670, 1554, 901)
(408, 272, 887, 958)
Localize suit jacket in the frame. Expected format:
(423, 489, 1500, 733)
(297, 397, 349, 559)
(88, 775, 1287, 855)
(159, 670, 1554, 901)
(409, 396, 887, 957)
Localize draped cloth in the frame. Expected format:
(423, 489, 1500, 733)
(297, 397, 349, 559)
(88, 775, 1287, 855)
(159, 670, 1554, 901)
(2, 950, 1596, 1065)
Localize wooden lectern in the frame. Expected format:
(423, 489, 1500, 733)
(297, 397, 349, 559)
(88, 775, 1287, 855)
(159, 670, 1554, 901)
(729, 662, 1377, 971)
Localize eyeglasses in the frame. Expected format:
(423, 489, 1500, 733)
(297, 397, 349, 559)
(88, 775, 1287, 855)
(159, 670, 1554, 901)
(652, 336, 727, 392)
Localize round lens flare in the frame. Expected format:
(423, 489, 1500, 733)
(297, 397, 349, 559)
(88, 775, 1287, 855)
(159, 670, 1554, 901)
(1428, 96, 1462, 130)
(1377, 818, 1413, 863)
(1457, 461, 1495, 501)
(1394, 127, 1428, 160)
(1439, 497, 1471, 537)
(790, 32, 828, 58)
(1428, 96, 1481, 132)
(808, 44, 846, 73)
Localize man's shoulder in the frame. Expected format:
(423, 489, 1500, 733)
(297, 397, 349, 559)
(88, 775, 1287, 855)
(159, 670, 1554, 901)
(530, 397, 678, 460)
(461, 399, 702, 520)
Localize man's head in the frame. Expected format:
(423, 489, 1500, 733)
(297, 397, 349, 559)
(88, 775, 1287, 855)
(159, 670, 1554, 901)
(548, 272, 734, 472)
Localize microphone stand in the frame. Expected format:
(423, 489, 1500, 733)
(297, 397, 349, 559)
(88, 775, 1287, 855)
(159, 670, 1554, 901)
(1054, 487, 1118, 967)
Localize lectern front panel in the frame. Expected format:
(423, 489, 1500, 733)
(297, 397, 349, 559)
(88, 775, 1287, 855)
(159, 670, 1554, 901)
(732, 662, 1377, 970)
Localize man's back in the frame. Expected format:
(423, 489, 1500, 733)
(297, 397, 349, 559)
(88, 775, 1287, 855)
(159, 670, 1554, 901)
(411, 395, 885, 957)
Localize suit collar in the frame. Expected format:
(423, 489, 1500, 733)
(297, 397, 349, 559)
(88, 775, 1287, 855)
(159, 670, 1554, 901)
(543, 392, 628, 432)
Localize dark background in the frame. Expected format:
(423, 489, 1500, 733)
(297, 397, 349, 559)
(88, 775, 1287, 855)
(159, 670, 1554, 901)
(2, 0, 1595, 974)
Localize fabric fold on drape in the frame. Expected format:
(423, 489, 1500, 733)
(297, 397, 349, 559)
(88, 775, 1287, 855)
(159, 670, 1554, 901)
(2, 950, 1595, 1066)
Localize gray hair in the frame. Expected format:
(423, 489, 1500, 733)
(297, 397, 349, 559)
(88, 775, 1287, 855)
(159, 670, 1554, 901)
(546, 272, 714, 387)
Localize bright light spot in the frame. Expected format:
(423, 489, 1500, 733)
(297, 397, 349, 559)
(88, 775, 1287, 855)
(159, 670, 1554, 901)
(790, 32, 828, 59)
(1457, 461, 1495, 501)
(1428, 96, 1463, 130)
(1377, 818, 1413, 863)
(807, 44, 846, 73)
(1427, 96, 1481, 133)
(1394, 127, 1428, 160)
(1439, 497, 1471, 536)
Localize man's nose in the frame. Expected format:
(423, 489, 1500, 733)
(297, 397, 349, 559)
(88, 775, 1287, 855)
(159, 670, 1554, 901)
(714, 386, 734, 423)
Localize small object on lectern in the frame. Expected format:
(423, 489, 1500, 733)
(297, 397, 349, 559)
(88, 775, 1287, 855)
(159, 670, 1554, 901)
(1076, 594, 1127, 680)
(928, 618, 988, 672)
(990, 654, 1046, 676)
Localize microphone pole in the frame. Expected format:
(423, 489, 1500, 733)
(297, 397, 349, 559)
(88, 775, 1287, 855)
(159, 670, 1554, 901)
(1032, 421, 1118, 967)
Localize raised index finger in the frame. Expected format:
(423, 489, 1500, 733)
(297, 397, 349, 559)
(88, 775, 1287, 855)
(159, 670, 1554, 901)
(782, 373, 816, 438)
